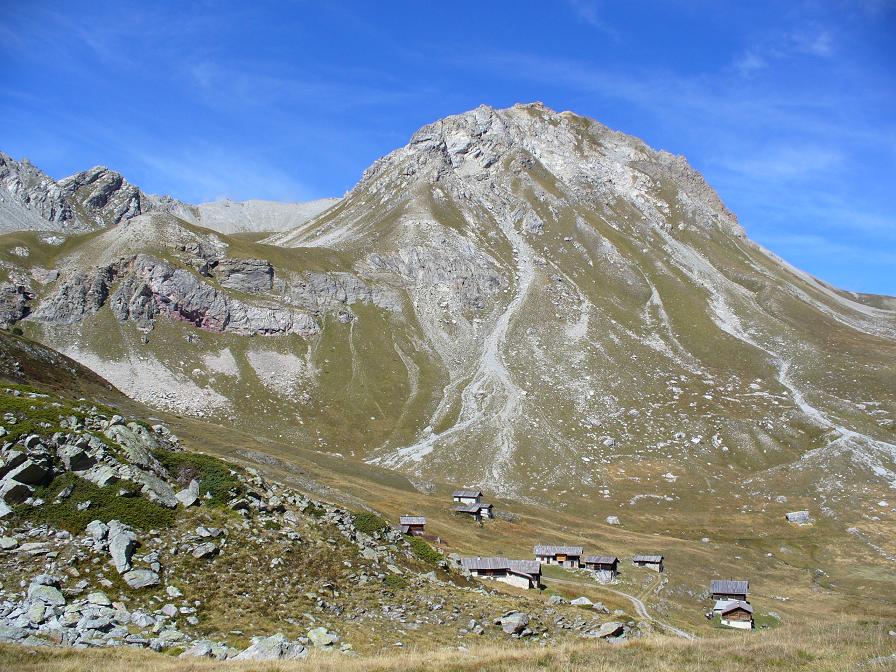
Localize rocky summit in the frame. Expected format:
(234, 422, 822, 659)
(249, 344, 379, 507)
(0, 103, 893, 668)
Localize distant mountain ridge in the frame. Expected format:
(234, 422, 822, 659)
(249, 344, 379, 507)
(0, 151, 339, 235)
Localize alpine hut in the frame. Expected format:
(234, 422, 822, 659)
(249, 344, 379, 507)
(719, 601, 754, 629)
(534, 545, 583, 568)
(583, 555, 619, 582)
(632, 554, 664, 572)
(452, 502, 494, 521)
(710, 579, 749, 602)
(460, 557, 542, 589)
(398, 516, 426, 536)
(452, 489, 483, 505)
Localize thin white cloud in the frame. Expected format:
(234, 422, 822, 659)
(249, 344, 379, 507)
(565, 0, 620, 39)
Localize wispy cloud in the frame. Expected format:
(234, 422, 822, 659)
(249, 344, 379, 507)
(565, 0, 620, 39)
(732, 28, 834, 77)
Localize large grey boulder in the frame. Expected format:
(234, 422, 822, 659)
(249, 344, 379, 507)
(786, 510, 811, 524)
(0, 449, 27, 478)
(571, 596, 593, 607)
(27, 576, 65, 606)
(122, 569, 160, 588)
(130, 469, 178, 508)
(86, 519, 109, 542)
(0, 479, 32, 504)
(175, 479, 200, 507)
(107, 520, 137, 573)
(180, 640, 230, 660)
(81, 464, 119, 487)
(495, 611, 529, 635)
(588, 621, 625, 639)
(57, 444, 95, 471)
(192, 542, 219, 559)
(5, 458, 51, 485)
(233, 633, 307, 660)
(307, 626, 340, 648)
(103, 424, 163, 471)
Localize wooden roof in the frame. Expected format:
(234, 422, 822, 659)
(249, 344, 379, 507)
(633, 554, 663, 563)
(584, 555, 619, 565)
(461, 557, 540, 577)
(710, 579, 749, 594)
(399, 516, 426, 525)
(721, 600, 754, 615)
(534, 545, 583, 556)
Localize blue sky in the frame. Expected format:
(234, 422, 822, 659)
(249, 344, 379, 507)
(1, 1, 894, 294)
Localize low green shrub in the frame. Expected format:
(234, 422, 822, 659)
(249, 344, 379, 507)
(383, 574, 407, 590)
(153, 449, 241, 508)
(17, 473, 176, 532)
(407, 535, 442, 565)
(303, 502, 326, 518)
(352, 510, 389, 535)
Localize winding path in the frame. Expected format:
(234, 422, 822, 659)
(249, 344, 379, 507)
(547, 574, 696, 640)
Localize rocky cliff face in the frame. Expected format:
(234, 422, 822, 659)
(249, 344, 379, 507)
(0, 152, 193, 233)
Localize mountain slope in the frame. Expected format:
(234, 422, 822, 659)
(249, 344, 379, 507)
(0, 103, 893, 539)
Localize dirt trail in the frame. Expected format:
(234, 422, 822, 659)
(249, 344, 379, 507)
(546, 574, 696, 640)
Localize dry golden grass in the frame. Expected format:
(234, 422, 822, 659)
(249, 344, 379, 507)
(2, 619, 894, 672)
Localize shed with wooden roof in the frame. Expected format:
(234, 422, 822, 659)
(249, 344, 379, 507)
(398, 515, 426, 536)
(632, 554, 664, 572)
(710, 579, 749, 602)
(720, 601, 754, 629)
(460, 557, 542, 589)
(452, 502, 494, 521)
(583, 555, 619, 581)
(452, 489, 483, 505)
(534, 545, 583, 568)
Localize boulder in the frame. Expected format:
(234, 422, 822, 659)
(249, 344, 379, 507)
(180, 640, 230, 660)
(122, 569, 160, 589)
(233, 633, 307, 661)
(588, 621, 624, 639)
(86, 520, 109, 542)
(5, 458, 51, 485)
(0, 450, 27, 478)
(107, 521, 137, 573)
(86, 592, 112, 607)
(175, 479, 200, 507)
(571, 597, 593, 607)
(0, 479, 32, 504)
(131, 469, 178, 508)
(57, 444, 95, 471)
(0, 536, 18, 550)
(495, 611, 529, 635)
(547, 595, 567, 605)
(192, 542, 219, 559)
(786, 510, 811, 524)
(605, 516, 620, 525)
(81, 464, 119, 487)
(27, 582, 65, 606)
(307, 626, 340, 648)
